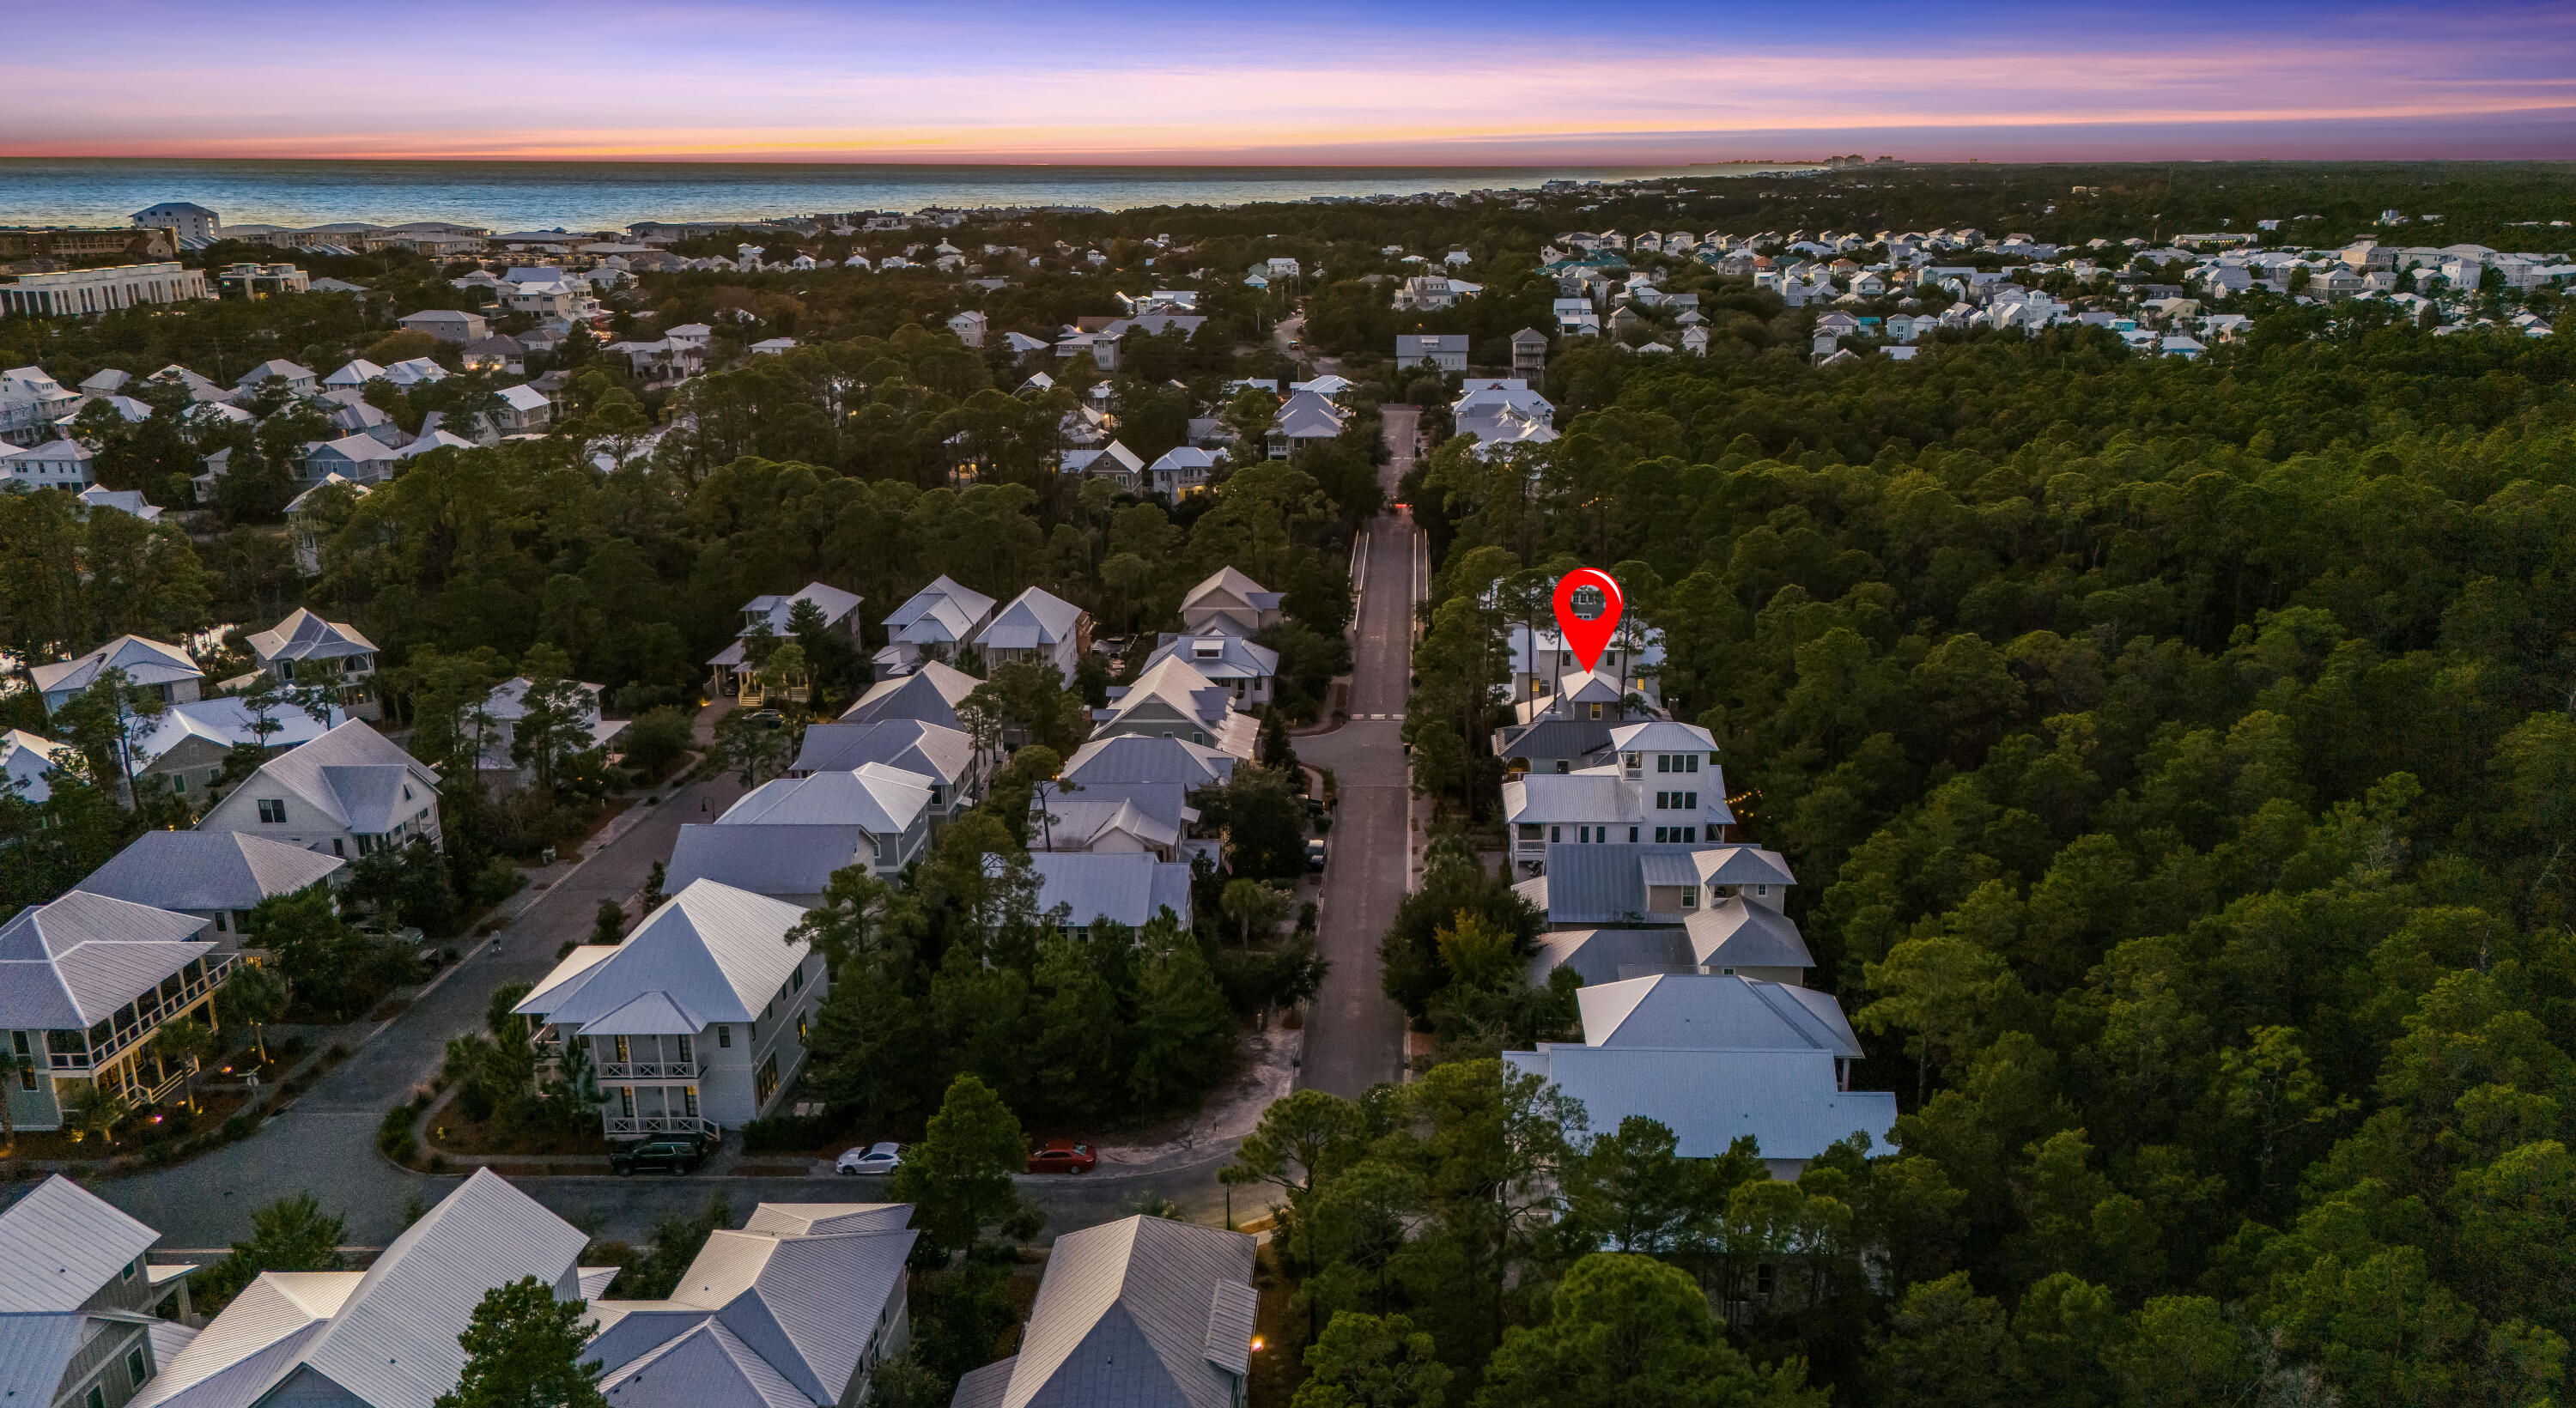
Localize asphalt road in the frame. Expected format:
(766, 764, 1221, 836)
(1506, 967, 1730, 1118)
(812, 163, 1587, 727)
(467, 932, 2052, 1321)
(1293, 404, 1420, 1099)
(96, 762, 747, 1248)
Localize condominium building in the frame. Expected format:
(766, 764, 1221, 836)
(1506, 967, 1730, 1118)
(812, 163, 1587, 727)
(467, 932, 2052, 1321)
(0, 264, 214, 318)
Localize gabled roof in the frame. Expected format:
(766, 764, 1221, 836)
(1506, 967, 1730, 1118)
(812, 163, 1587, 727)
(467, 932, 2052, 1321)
(248, 607, 376, 664)
(598, 1318, 811, 1408)
(1607, 720, 1717, 754)
(978, 587, 1085, 652)
(234, 720, 438, 834)
(666, 824, 873, 900)
(1024, 852, 1194, 930)
(29, 634, 200, 697)
(884, 576, 996, 646)
(961, 1217, 1256, 1408)
(74, 830, 345, 913)
(1526, 926, 1692, 987)
(1693, 847, 1796, 888)
(270, 1170, 586, 1408)
(1145, 634, 1277, 683)
(1684, 898, 1812, 971)
(1576, 974, 1862, 1058)
(840, 661, 980, 729)
(742, 1204, 910, 1235)
(0, 890, 213, 1029)
(1180, 567, 1279, 617)
(737, 582, 864, 635)
(1061, 733, 1235, 788)
(0, 1174, 160, 1313)
(722, 763, 933, 834)
(519, 880, 811, 1032)
(1, 727, 70, 804)
(791, 719, 973, 786)
(131, 1272, 362, 1408)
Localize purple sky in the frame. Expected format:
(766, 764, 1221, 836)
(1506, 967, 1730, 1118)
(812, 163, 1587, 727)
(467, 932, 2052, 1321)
(4, 0, 2573, 161)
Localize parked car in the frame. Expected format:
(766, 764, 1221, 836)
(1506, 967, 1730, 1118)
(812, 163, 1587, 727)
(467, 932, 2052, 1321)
(610, 1137, 707, 1175)
(1026, 1139, 1097, 1174)
(1307, 838, 1327, 871)
(835, 1141, 902, 1175)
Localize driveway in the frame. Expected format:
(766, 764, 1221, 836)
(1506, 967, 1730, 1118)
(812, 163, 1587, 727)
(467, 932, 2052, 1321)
(1293, 405, 1420, 1098)
(97, 760, 746, 1248)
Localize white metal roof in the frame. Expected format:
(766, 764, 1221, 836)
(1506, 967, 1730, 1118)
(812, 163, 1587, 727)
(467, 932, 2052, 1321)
(979, 1217, 1256, 1408)
(1684, 899, 1813, 971)
(722, 763, 933, 834)
(131, 698, 346, 771)
(666, 824, 872, 900)
(229, 719, 439, 834)
(1024, 853, 1194, 930)
(519, 880, 811, 1032)
(0, 1174, 160, 1313)
(1506, 1045, 1897, 1161)
(74, 830, 345, 913)
(29, 634, 200, 697)
(978, 587, 1085, 651)
(1576, 973, 1862, 1058)
(0, 891, 214, 1029)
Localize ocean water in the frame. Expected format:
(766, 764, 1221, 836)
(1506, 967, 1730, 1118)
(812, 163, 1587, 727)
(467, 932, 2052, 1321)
(0, 158, 1802, 232)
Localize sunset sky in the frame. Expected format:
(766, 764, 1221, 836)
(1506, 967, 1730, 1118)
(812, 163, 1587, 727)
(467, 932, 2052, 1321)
(6, 0, 2573, 162)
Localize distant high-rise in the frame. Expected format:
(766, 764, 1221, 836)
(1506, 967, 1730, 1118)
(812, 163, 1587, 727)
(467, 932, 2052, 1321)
(131, 201, 219, 241)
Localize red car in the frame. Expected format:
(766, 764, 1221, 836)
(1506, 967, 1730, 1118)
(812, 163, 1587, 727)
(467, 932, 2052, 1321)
(1026, 1140, 1097, 1174)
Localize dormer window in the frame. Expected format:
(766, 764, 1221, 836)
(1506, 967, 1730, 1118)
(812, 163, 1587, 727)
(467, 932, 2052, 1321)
(1680, 886, 1698, 908)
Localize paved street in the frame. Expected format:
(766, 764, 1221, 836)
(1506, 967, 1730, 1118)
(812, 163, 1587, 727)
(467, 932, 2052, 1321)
(98, 761, 746, 1248)
(1293, 404, 1420, 1098)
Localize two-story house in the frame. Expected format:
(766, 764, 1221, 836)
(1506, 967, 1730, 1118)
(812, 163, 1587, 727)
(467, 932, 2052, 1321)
(1089, 656, 1258, 758)
(666, 763, 935, 901)
(0, 1176, 199, 1408)
(0, 890, 234, 1129)
(246, 609, 380, 720)
(706, 582, 865, 703)
(126, 698, 345, 805)
(1492, 669, 1658, 777)
(31, 636, 201, 717)
(1179, 567, 1282, 636)
(71, 830, 345, 941)
(516, 880, 825, 1138)
(787, 718, 986, 827)
(1503, 722, 1732, 874)
(876, 576, 996, 678)
(975, 586, 1089, 682)
(196, 720, 440, 861)
(1143, 632, 1279, 710)
(952, 1217, 1256, 1408)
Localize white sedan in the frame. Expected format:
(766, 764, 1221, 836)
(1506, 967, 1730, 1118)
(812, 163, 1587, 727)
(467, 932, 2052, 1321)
(835, 1142, 902, 1175)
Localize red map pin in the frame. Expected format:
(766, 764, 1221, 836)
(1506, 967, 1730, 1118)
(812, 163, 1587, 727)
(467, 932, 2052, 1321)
(1552, 568, 1624, 673)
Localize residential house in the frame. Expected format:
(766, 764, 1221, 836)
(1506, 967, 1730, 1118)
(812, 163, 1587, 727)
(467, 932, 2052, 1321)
(1143, 632, 1278, 709)
(492, 383, 551, 434)
(1270, 391, 1346, 458)
(322, 359, 386, 389)
(1499, 603, 1660, 706)
(394, 307, 488, 343)
(669, 763, 935, 897)
(197, 719, 441, 861)
(1394, 333, 1469, 371)
(0, 1176, 198, 1408)
(477, 677, 624, 789)
(1510, 326, 1548, 378)
(1179, 567, 1282, 635)
(787, 718, 986, 828)
(1145, 446, 1220, 499)
(840, 661, 980, 731)
(1061, 440, 1145, 493)
(131, 1170, 597, 1408)
(946, 310, 987, 347)
(246, 608, 380, 719)
(301, 433, 400, 486)
(2, 727, 71, 804)
(1502, 720, 1731, 872)
(975, 587, 1091, 682)
(517, 880, 825, 1136)
(1491, 670, 1656, 777)
(1514, 843, 1795, 929)
(71, 829, 345, 940)
(706, 582, 865, 702)
(951, 1217, 1258, 1408)
(2, 439, 99, 490)
(31, 636, 201, 716)
(1060, 732, 1237, 791)
(1450, 379, 1558, 457)
(1022, 851, 1196, 936)
(586, 1205, 918, 1408)
(1090, 656, 1258, 758)
(128, 697, 347, 804)
(231, 360, 315, 397)
(0, 891, 231, 1128)
(1504, 974, 1895, 1178)
(1028, 780, 1194, 860)
(876, 576, 996, 677)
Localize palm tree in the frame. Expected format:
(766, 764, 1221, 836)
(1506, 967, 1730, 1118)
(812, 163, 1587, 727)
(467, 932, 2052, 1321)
(216, 963, 290, 1066)
(149, 1018, 218, 1114)
(67, 1084, 130, 1148)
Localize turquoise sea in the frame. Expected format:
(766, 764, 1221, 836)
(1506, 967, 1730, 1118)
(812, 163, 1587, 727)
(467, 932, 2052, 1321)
(0, 158, 1793, 231)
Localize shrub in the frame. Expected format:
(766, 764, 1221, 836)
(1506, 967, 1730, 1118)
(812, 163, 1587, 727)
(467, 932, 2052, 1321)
(741, 1111, 837, 1153)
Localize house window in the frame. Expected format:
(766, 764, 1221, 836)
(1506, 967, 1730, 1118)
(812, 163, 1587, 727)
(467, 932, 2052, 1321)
(1628, 827, 1637, 841)
(683, 1086, 698, 1117)
(619, 1088, 635, 1119)
(1684, 792, 1698, 810)
(1656, 755, 1669, 773)
(790, 965, 804, 993)
(88, 1385, 106, 1408)
(332, 839, 345, 857)
(1682, 827, 1697, 842)
(257, 798, 286, 823)
(677, 1035, 693, 1064)
(1756, 885, 1769, 897)
(127, 1346, 147, 1385)
(1588, 703, 1603, 719)
(755, 1053, 780, 1106)
(613, 1035, 630, 1064)
(1517, 824, 1541, 841)
(717, 1025, 731, 1048)
(797, 1014, 810, 1045)
(1684, 756, 1701, 774)
(1549, 826, 1561, 842)
(213, 912, 226, 932)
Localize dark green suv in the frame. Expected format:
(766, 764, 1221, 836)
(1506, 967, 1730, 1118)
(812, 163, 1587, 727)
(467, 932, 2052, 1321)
(611, 1137, 708, 1175)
